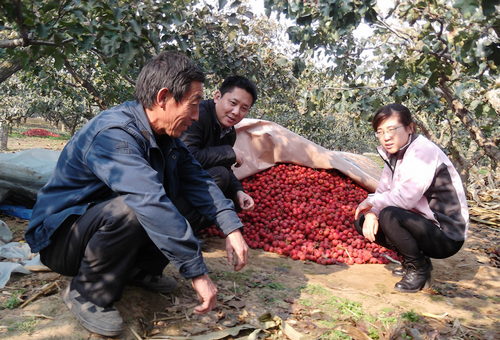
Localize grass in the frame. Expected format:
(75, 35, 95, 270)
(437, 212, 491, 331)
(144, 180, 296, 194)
(363, 154, 384, 168)
(320, 330, 353, 339)
(2, 289, 26, 310)
(297, 283, 423, 339)
(301, 283, 330, 295)
(212, 269, 255, 283)
(262, 282, 286, 290)
(7, 316, 38, 333)
(9, 130, 70, 140)
(401, 309, 420, 323)
(8, 118, 72, 139)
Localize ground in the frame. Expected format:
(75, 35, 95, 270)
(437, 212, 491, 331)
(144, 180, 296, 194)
(0, 124, 499, 340)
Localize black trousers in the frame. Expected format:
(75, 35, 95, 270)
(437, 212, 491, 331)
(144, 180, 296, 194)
(174, 166, 233, 234)
(354, 206, 463, 262)
(40, 197, 169, 307)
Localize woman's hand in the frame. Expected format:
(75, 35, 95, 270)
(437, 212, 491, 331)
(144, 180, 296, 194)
(362, 212, 379, 243)
(354, 199, 373, 220)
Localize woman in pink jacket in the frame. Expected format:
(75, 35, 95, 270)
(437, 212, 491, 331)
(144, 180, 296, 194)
(355, 103, 469, 293)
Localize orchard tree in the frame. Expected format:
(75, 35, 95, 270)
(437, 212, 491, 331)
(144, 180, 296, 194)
(264, 0, 500, 182)
(0, 76, 34, 148)
(0, 0, 305, 149)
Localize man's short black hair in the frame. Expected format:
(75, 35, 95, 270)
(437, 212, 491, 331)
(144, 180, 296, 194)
(219, 75, 258, 106)
(135, 51, 206, 110)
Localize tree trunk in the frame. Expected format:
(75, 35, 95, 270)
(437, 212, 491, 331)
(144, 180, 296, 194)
(439, 83, 500, 168)
(452, 100, 500, 166)
(0, 122, 8, 150)
(0, 56, 24, 85)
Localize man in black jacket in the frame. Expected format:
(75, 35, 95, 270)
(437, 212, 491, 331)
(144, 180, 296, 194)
(179, 76, 257, 232)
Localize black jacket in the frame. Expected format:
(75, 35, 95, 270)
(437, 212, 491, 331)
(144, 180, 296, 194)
(180, 99, 244, 199)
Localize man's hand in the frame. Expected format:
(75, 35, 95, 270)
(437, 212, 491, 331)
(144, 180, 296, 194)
(225, 229, 248, 271)
(235, 191, 255, 211)
(361, 212, 379, 243)
(233, 147, 244, 168)
(191, 274, 218, 314)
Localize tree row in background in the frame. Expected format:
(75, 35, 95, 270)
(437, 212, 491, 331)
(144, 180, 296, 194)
(1, 0, 499, 185)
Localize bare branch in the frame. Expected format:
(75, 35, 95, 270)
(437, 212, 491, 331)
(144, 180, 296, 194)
(372, 20, 413, 47)
(63, 58, 108, 110)
(0, 38, 26, 48)
(12, 0, 29, 45)
(325, 85, 393, 91)
(0, 37, 74, 49)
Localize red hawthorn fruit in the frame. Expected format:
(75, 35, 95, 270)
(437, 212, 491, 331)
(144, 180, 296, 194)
(22, 128, 60, 138)
(200, 163, 402, 266)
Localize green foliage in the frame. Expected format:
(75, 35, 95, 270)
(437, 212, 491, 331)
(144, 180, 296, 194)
(7, 316, 38, 334)
(263, 0, 500, 177)
(2, 0, 500, 167)
(263, 282, 286, 290)
(368, 327, 379, 339)
(2, 289, 26, 310)
(401, 309, 420, 323)
(319, 330, 352, 339)
(302, 283, 330, 295)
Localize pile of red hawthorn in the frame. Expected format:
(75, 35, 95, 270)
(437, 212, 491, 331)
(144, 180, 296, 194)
(201, 163, 401, 265)
(22, 128, 60, 138)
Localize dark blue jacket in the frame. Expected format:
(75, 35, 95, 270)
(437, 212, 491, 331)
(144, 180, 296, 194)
(25, 100, 243, 279)
(180, 99, 244, 199)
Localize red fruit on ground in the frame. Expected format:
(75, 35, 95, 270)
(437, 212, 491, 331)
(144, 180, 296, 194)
(22, 128, 60, 138)
(200, 163, 402, 265)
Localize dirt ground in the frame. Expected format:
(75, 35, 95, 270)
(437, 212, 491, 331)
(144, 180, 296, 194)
(1, 215, 499, 340)
(1, 133, 500, 340)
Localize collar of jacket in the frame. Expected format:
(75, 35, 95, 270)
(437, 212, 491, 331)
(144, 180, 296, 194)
(377, 133, 419, 172)
(128, 100, 180, 151)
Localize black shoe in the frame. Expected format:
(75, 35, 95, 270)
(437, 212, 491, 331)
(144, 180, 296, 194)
(392, 256, 433, 277)
(394, 257, 431, 293)
(128, 268, 177, 293)
(392, 259, 407, 277)
(62, 285, 123, 337)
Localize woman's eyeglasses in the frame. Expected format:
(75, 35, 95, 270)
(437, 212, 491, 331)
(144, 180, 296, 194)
(374, 125, 404, 139)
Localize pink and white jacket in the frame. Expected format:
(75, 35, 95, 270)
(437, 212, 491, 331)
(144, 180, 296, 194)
(366, 134, 469, 241)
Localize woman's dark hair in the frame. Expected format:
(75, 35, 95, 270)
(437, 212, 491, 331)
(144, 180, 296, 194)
(134, 51, 206, 110)
(372, 103, 414, 130)
(219, 75, 258, 106)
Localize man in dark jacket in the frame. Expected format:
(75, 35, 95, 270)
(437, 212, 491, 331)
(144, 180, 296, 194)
(25, 52, 248, 337)
(179, 76, 257, 231)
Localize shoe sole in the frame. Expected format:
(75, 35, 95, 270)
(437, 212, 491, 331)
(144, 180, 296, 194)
(62, 286, 123, 337)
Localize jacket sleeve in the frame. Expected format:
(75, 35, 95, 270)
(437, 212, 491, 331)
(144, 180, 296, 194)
(226, 170, 245, 199)
(176, 147, 243, 235)
(180, 108, 237, 169)
(367, 142, 437, 212)
(84, 128, 208, 279)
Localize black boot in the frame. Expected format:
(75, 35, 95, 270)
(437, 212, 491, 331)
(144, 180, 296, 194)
(393, 256, 433, 277)
(392, 259, 407, 277)
(394, 257, 431, 293)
